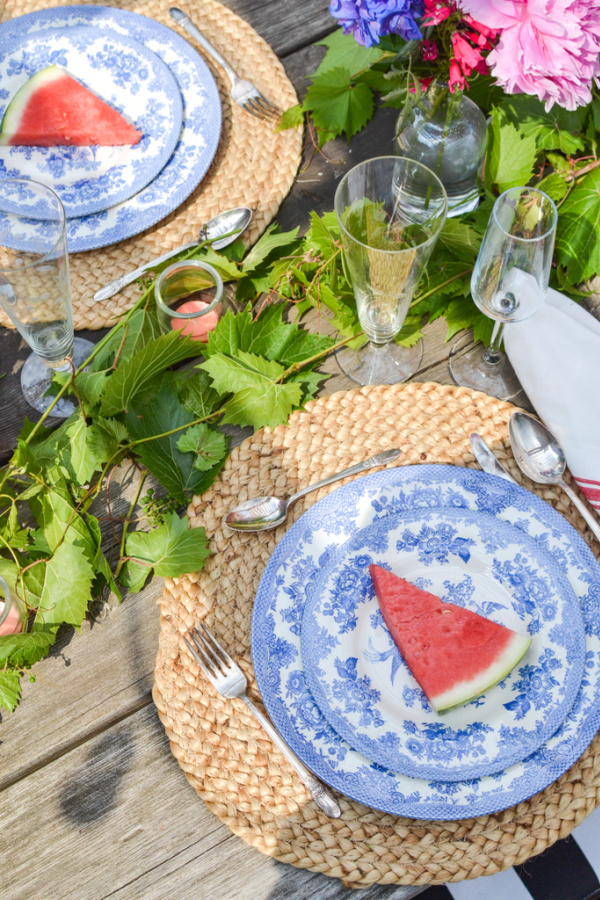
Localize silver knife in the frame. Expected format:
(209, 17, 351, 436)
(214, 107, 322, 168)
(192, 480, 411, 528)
(469, 433, 517, 484)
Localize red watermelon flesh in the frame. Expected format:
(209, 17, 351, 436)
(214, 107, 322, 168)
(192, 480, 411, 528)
(0, 66, 143, 147)
(369, 564, 531, 713)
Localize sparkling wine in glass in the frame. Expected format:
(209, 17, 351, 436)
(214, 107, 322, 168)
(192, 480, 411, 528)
(0, 178, 94, 417)
(334, 156, 448, 385)
(449, 186, 558, 400)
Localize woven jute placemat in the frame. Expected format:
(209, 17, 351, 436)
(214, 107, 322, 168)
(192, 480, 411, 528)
(153, 382, 600, 889)
(0, 0, 302, 331)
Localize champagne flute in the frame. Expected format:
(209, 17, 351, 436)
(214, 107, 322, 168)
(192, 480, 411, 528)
(448, 186, 558, 400)
(334, 156, 447, 385)
(0, 177, 94, 417)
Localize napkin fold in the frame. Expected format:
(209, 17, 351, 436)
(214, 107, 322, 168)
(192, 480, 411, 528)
(503, 288, 600, 512)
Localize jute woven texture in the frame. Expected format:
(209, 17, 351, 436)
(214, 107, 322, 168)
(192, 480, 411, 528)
(153, 382, 600, 889)
(0, 0, 302, 330)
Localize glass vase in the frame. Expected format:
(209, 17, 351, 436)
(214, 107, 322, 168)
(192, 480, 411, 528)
(394, 81, 488, 217)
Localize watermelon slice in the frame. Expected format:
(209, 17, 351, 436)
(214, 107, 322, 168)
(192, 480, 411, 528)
(369, 564, 531, 713)
(0, 66, 143, 147)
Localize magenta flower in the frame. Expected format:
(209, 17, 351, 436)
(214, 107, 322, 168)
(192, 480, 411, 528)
(422, 0, 455, 25)
(458, 0, 600, 110)
(449, 58, 467, 92)
(421, 39, 438, 59)
(451, 32, 486, 75)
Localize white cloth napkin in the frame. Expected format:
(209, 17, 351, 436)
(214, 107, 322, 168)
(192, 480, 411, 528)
(503, 288, 600, 512)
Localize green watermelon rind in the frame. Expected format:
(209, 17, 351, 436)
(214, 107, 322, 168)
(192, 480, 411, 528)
(0, 66, 63, 143)
(431, 631, 531, 713)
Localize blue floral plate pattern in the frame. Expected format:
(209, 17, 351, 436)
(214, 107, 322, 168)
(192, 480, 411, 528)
(0, 27, 183, 218)
(300, 506, 585, 781)
(251, 465, 600, 819)
(0, 6, 222, 252)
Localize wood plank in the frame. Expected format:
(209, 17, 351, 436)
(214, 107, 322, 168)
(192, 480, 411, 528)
(222, 0, 334, 57)
(0, 702, 424, 900)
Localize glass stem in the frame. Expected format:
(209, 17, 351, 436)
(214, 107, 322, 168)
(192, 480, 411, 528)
(483, 320, 504, 366)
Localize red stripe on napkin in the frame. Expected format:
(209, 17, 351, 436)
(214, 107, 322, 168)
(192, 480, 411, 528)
(574, 477, 600, 509)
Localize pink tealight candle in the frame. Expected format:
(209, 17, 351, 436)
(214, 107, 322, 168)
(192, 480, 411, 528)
(171, 299, 219, 342)
(0, 599, 23, 636)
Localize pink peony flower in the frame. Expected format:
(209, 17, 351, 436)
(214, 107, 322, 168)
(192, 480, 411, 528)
(458, 0, 600, 110)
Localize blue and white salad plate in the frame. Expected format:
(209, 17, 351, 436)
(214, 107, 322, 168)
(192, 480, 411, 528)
(251, 465, 600, 819)
(0, 27, 183, 218)
(0, 7, 222, 251)
(300, 506, 584, 781)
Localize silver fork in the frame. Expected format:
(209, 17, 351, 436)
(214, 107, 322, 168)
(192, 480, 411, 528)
(169, 8, 281, 121)
(183, 623, 341, 817)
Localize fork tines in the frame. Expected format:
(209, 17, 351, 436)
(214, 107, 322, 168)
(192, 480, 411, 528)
(184, 624, 230, 677)
(245, 95, 280, 120)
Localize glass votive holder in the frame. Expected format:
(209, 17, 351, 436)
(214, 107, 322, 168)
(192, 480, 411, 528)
(154, 260, 224, 341)
(0, 575, 27, 636)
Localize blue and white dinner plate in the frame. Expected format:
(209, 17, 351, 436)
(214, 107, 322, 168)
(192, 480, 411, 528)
(300, 506, 585, 781)
(0, 27, 183, 218)
(0, 6, 222, 251)
(251, 465, 600, 819)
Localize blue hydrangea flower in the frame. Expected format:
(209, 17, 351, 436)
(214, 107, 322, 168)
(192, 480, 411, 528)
(329, 0, 424, 48)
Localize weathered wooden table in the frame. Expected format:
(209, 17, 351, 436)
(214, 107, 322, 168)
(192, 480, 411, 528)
(0, 3, 579, 899)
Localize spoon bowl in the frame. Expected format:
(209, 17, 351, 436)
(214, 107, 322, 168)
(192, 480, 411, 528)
(93, 206, 253, 302)
(509, 411, 600, 542)
(508, 412, 566, 484)
(226, 496, 287, 531)
(202, 206, 253, 250)
(224, 448, 401, 532)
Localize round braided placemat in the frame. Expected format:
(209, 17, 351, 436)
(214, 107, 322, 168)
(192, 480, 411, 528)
(153, 382, 600, 889)
(0, 0, 302, 331)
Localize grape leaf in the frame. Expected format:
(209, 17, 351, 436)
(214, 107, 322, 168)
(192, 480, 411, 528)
(33, 541, 95, 629)
(555, 168, 600, 283)
(500, 94, 585, 153)
(436, 220, 481, 263)
(200, 351, 285, 394)
(444, 295, 495, 343)
(222, 382, 303, 430)
(241, 225, 300, 273)
(86, 417, 129, 465)
(176, 424, 228, 471)
(123, 513, 210, 584)
(313, 28, 384, 78)
(73, 369, 110, 408)
(100, 330, 200, 416)
(277, 103, 304, 130)
(176, 370, 221, 418)
(0, 632, 56, 669)
(304, 67, 375, 144)
(127, 382, 223, 504)
(29, 480, 96, 563)
(0, 670, 21, 712)
(90, 308, 161, 372)
(487, 112, 538, 192)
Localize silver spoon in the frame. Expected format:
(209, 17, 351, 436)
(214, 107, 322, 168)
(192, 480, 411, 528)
(224, 448, 401, 532)
(93, 206, 253, 302)
(509, 411, 600, 542)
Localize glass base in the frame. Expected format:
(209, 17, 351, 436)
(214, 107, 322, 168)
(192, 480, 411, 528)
(20, 338, 95, 417)
(336, 338, 423, 386)
(448, 332, 523, 401)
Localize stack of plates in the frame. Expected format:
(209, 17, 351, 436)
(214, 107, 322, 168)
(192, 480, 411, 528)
(251, 465, 600, 819)
(0, 6, 222, 252)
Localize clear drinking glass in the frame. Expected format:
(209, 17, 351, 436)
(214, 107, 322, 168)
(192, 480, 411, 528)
(448, 186, 558, 400)
(334, 156, 448, 385)
(0, 178, 94, 417)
